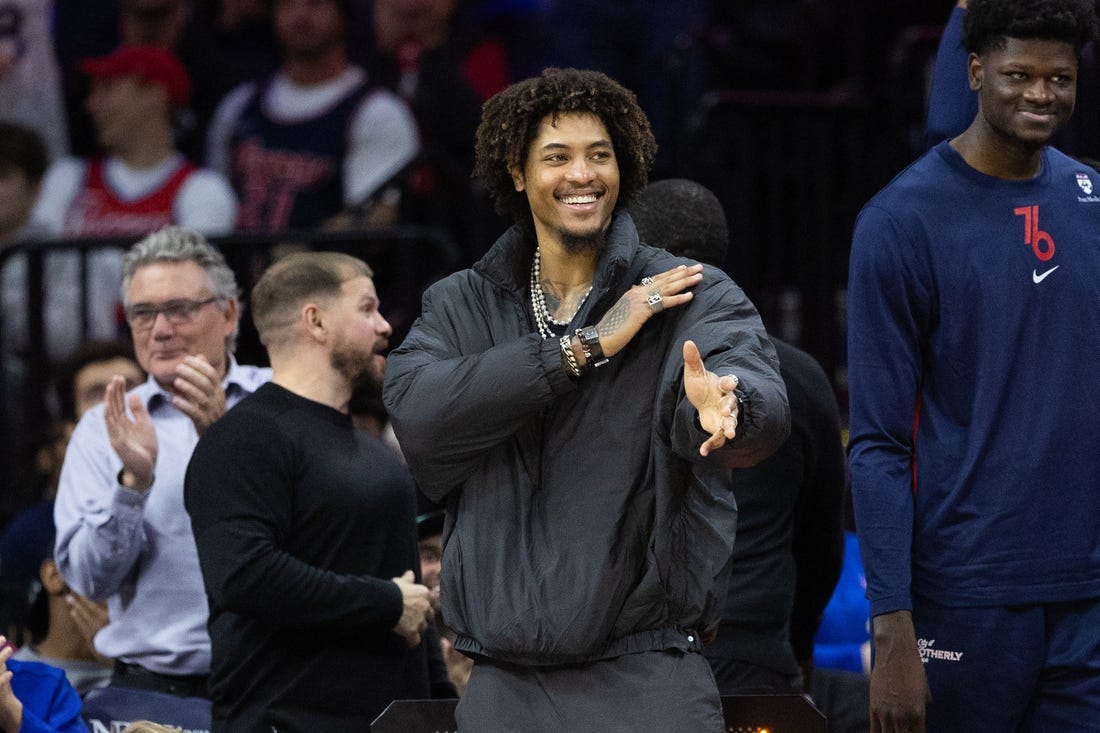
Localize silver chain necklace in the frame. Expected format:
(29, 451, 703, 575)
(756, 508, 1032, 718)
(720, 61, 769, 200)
(530, 248, 590, 339)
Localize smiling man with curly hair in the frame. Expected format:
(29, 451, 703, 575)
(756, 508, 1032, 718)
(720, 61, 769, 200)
(384, 68, 790, 732)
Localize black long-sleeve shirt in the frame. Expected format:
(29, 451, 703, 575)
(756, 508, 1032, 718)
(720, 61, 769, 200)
(185, 383, 452, 732)
(706, 339, 846, 676)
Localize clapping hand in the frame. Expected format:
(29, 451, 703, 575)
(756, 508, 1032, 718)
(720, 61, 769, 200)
(104, 375, 156, 492)
(171, 355, 227, 435)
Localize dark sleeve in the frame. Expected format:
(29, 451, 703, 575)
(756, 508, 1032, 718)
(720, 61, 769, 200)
(668, 269, 790, 467)
(924, 5, 975, 150)
(184, 414, 403, 633)
(847, 204, 931, 617)
(383, 275, 576, 500)
(780, 345, 847, 661)
(423, 623, 458, 699)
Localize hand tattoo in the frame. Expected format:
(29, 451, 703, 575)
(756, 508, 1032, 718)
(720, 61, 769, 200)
(599, 299, 630, 335)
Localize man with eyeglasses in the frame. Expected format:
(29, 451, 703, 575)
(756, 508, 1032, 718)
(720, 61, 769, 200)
(53, 225, 270, 699)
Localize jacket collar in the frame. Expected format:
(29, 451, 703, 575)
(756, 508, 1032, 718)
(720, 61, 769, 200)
(473, 210, 642, 297)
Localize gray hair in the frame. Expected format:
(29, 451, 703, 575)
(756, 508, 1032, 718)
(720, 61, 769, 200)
(121, 225, 241, 352)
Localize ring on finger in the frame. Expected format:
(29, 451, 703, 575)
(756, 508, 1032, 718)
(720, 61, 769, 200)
(640, 276, 654, 286)
(647, 292, 664, 313)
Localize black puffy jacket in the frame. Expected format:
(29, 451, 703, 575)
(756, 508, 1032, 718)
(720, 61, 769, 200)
(384, 212, 789, 666)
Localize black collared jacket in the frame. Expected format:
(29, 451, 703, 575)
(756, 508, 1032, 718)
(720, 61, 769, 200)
(384, 211, 789, 666)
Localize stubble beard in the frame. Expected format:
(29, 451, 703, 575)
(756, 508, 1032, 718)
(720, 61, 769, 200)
(559, 226, 608, 256)
(330, 343, 383, 395)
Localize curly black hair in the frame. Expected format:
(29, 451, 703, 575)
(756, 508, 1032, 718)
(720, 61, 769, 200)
(473, 67, 657, 229)
(964, 0, 1098, 55)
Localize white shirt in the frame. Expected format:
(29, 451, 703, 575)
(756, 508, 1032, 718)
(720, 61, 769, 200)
(206, 66, 420, 207)
(31, 155, 239, 237)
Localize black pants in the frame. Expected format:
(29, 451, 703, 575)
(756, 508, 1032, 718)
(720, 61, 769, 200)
(457, 650, 724, 733)
(111, 660, 210, 699)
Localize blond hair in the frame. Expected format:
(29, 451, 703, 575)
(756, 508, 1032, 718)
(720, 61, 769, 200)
(120, 722, 180, 733)
(251, 251, 373, 350)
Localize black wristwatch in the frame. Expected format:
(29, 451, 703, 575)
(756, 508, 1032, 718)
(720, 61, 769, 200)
(575, 326, 609, 368)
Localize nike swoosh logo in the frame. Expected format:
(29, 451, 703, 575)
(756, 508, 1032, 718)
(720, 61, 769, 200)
(1033, 265, 1059, 283)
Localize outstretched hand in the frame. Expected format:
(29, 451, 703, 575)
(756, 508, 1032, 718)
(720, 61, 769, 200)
(682, 340, 740, 456)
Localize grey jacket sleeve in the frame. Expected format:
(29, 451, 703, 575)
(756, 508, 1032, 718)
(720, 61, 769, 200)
(667, 270, 790, 467)
(383, 275, 575, 500)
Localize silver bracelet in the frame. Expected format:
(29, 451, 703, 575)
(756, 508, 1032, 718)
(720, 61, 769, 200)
(559, 334, 582, 378)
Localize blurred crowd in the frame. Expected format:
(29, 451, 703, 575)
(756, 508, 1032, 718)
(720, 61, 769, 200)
(1, 0, 959, 253)
(0, 1, 1038, 730)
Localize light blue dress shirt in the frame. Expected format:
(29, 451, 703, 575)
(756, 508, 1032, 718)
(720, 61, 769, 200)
(54, 356, 270, 675)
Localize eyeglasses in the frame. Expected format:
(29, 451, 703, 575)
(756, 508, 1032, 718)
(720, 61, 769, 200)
(125, 297, 223, 330)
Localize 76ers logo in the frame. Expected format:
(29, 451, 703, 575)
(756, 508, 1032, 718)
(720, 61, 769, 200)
(1014, 205, 1055, 262)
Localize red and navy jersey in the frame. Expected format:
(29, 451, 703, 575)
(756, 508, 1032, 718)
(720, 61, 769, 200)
(62, 158, 196, 238)
(848, 141, 1100, 615)
(229, 76, 371, 232)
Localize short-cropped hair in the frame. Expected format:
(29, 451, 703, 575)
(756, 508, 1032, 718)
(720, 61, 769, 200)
(251, 251, 373, 347)
(964, 0, 1098, 55)
(629, 179, 729, 268)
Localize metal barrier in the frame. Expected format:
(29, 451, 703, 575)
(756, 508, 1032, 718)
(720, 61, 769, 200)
(0, 226, 462, 518)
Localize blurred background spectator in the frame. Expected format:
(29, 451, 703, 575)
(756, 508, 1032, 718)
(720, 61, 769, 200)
(206, 0, 420, 232)
(360, 0, 509, 260)
(0, 122, 51, 248)
(0, 639, 86, 733)
(0, 341, 142, 659)
(32, 44, 238, 239)
(0, 0, 69, 160)
(55, 0, 280, 162)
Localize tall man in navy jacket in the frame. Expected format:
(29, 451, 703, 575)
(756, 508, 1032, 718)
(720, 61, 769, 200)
(383, 68, 789, 732)
(848, 1, 1100, 730)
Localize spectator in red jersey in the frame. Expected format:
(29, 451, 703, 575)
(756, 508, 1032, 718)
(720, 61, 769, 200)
(31, 45, 238, 239)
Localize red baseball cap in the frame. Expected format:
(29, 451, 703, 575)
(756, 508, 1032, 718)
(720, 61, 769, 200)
(80, 45, 191, 108)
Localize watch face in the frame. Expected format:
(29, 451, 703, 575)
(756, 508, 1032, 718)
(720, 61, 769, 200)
(577, 325, 608, 367)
